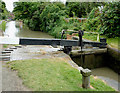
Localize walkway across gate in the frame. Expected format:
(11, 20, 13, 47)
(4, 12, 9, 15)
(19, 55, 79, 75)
(0, 37, 107, 47)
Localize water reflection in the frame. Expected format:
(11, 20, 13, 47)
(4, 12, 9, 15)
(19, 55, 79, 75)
(4, 21, 53, 38)
(4, 21, 19, 37)
(92, 67, 120, 91)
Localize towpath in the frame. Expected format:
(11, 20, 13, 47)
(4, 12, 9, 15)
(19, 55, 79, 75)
(0, 30, 30, 91)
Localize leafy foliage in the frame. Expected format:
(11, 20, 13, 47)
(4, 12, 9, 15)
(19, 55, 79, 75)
(13, 2, 49, 30)
(0, 0, 9, 19)
(66, 2, 105, 18)
(40, 3, 67, 32)
(13, 2, 119, 38)
(82, 2, 120, 38)
(100, 2, 120, 37)
(82, 8, 101, 33)
(0, 20, 6, 31)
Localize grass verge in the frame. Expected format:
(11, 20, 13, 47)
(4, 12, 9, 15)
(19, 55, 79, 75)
(3, 44, 8, 48)
(3, 44, 19, 48)
(82, 33, 119, 49)
(0, 20, 6, 31)
(7, 58, 115, 91)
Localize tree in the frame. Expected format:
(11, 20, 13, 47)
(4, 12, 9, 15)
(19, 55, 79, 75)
(13, 2, 49, 30)
(82, 2, 120, 38)
(0, 0, 9, 19)
(66, 2, 105, 18)
(40, 3, 67, 32)
(100, 2, 120, 37)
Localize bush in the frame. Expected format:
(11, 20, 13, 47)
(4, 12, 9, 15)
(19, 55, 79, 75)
(82, 2, 120, 38)
(0, 20, 6, 31)
(62, 25, 68, 30)
(82, 8, 101, 33)
(100, 2, 120, 37)
(40, 3, 67, 32)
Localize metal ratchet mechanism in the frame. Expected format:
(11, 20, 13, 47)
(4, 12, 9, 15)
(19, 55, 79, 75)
(61, 29, 84, 54)
(78, 30, 85, 68)
(61, 30, 65, 39)
(78, 30, 84, 51)
(61, 30, 72, 54)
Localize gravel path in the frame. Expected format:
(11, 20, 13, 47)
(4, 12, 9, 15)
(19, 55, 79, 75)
(2, 63, 30, 91)
(0, 30, 30, 91)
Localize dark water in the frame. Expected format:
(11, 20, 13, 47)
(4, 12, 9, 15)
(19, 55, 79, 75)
(4, 21, 53, 38)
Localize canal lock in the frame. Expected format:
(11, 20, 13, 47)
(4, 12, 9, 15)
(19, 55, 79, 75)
(68, 45, 120, 75)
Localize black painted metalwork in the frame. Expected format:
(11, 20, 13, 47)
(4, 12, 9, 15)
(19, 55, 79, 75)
(61, 30, 65, 39)
(19, 38, 78, 46)
(19, 38, 107, 47)
(78, 30, 84, 49)
(78, 30, 84, 68)
(100, 38, 106, 43)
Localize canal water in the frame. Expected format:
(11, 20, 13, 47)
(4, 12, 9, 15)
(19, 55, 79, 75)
(4, 21, 120, 91)
(4, 21, 53, 38)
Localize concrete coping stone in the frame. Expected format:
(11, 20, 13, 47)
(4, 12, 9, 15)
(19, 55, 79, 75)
(15, 45, 22, 48)
(1, 58, 10, 61)
(5, 49, 14, 51)
(81, 68, 91, 77)
(78, 67, 83, 72)
(2, 51, 11, 54)
(10, 47, 17, 49)
(0, 54, 10, 56)
(0, 56, 10, 59)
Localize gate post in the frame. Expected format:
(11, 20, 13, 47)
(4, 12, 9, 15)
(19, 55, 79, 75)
(81, 68, 91, 89)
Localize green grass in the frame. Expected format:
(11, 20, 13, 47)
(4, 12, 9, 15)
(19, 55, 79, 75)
(100, 35, 119, 49)
(83, 33, 98, 41)
(3, 44, 19, 48)
(82, 33, 119, 49)
(7, 58, 115, 91)
(0, 20, 6, 31)
(3, 44, 8, 48)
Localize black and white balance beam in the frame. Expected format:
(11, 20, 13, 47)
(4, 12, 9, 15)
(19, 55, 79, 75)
(0, 37, 107, 47)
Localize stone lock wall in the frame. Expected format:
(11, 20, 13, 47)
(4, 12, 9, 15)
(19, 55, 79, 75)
(106, 46, 120, 74)
(70, 46, 120, 74)
(70, 48, 107, 69)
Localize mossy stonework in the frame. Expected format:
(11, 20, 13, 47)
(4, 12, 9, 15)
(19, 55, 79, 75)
(70, 48, 108, 69)
(71, 53, 107, 69)
(70, 46, 120, 74)
(106, 46, 120, 74)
